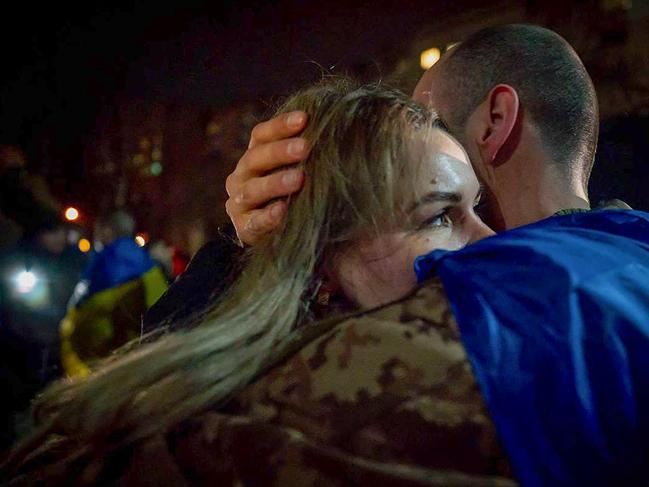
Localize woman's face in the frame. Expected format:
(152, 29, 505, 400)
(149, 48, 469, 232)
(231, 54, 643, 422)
(333, 129, 494, 309)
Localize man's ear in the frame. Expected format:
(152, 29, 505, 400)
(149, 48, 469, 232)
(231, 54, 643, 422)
(475, 84, 520, 168)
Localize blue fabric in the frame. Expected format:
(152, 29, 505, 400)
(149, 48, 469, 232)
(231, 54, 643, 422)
(80, 237, 156, 301)
(414, 210, 649, 487)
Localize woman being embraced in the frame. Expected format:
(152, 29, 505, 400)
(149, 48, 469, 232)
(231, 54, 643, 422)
(5, 79, 505, 486)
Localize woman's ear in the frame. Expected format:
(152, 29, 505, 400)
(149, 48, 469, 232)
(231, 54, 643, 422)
(474, 84, 520, 168)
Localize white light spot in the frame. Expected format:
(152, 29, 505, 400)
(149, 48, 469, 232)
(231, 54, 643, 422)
(15, 271, 38, 294)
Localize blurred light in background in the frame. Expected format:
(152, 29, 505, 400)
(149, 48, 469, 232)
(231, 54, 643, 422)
(14, 270, 38, 294)
(150, 162, 163, 176)
(132, 154, 145, 166)
(420, 47, 441, 69)
(64, 207, 79, 221)
(10, 267, 49, 307)
(206, 121, 221, 136)
(601, 0, 632, 10)
(139, 137, 152, 150)
(78, 238, 91, 253)
(135, 234, 146, 247)
(446, 42, 459, 51)
(67, 228, 81, 245)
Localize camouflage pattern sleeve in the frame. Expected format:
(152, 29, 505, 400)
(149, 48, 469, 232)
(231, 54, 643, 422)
(133, 278, 513, 486)
(7, 278, 515, 486)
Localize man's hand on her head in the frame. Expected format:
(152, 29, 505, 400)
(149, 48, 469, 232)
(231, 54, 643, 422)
(225, 111, 310, 245)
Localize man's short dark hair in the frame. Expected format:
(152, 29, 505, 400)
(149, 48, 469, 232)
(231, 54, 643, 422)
(440, 24, 598, 185)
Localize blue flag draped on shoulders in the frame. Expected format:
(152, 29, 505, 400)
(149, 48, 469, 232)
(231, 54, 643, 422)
(60, 237, 167, 378)
(414, 210, 649, 487)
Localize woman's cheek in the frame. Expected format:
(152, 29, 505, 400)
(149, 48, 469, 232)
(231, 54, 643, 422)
(372, 249, 412, 285)
(417, 229, 464, 254)
(363, 243, 417, 299)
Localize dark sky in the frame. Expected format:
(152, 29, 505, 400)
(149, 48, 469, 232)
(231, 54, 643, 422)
(0, 0, 455, 166)
(3, 2, 648, 213)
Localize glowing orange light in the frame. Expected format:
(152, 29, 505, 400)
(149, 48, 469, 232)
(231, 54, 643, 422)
(78, 238, 91, 253)
(135, 235, 146, 247)
(420, 47, 441, 69)
(65, 207, 79, 221)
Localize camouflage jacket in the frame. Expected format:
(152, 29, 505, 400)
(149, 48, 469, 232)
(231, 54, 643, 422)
(9, 279, 514, 486)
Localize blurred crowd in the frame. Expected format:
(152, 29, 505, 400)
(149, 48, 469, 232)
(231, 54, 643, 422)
(0, 96, 269, 453)
(0, 145, 181, 451)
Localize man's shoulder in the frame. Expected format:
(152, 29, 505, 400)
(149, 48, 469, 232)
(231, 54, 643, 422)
(414, 209, 649, 487)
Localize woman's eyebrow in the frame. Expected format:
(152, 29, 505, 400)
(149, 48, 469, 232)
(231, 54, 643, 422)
(408, 191, 462, 212)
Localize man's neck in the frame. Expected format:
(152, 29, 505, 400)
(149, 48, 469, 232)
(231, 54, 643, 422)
(505, 193, 590, 229)
(494, 168, 590, 230)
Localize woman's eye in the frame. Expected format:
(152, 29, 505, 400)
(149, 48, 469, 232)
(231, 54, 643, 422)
(420, 211, 452, 230)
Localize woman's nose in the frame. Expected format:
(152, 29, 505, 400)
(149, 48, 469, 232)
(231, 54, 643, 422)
(467, 214, 496, 244)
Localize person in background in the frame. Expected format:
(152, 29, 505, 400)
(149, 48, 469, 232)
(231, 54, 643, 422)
(170, 246, 190, 280)
(148, 240, 191, 284)
(0, 209, 85, 452)
(59, 210, 167, 378)
(0, 145, 63, 250)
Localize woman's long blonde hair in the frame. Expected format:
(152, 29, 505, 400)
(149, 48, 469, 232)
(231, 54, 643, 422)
(11, 78, 438, 462)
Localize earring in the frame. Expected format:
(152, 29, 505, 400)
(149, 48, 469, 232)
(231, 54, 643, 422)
(317, 286, 331, 306)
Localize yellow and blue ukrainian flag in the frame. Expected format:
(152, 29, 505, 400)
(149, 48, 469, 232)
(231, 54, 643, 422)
(60, 237, 167, 378)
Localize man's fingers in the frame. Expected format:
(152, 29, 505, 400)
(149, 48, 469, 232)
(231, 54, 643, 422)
(234, 169, 304, 211)
(249, 111, 308, 148)
(239, 201, 287, 244)
(238, 137, 309, 177)
(225, 138, 308, 198)
(227, 111, 309, 245)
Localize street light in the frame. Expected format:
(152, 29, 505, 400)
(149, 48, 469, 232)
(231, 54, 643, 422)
(9, 267, 49, 307)
(78, 238, 91, 253)
(420, 47, 441, 70)
(65, 207, 80, 221)
(14, 270, 38, 294)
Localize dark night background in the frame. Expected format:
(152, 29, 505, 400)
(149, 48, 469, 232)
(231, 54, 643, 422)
(1, 0, 648, 252)
(0, 0, 434, 173)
